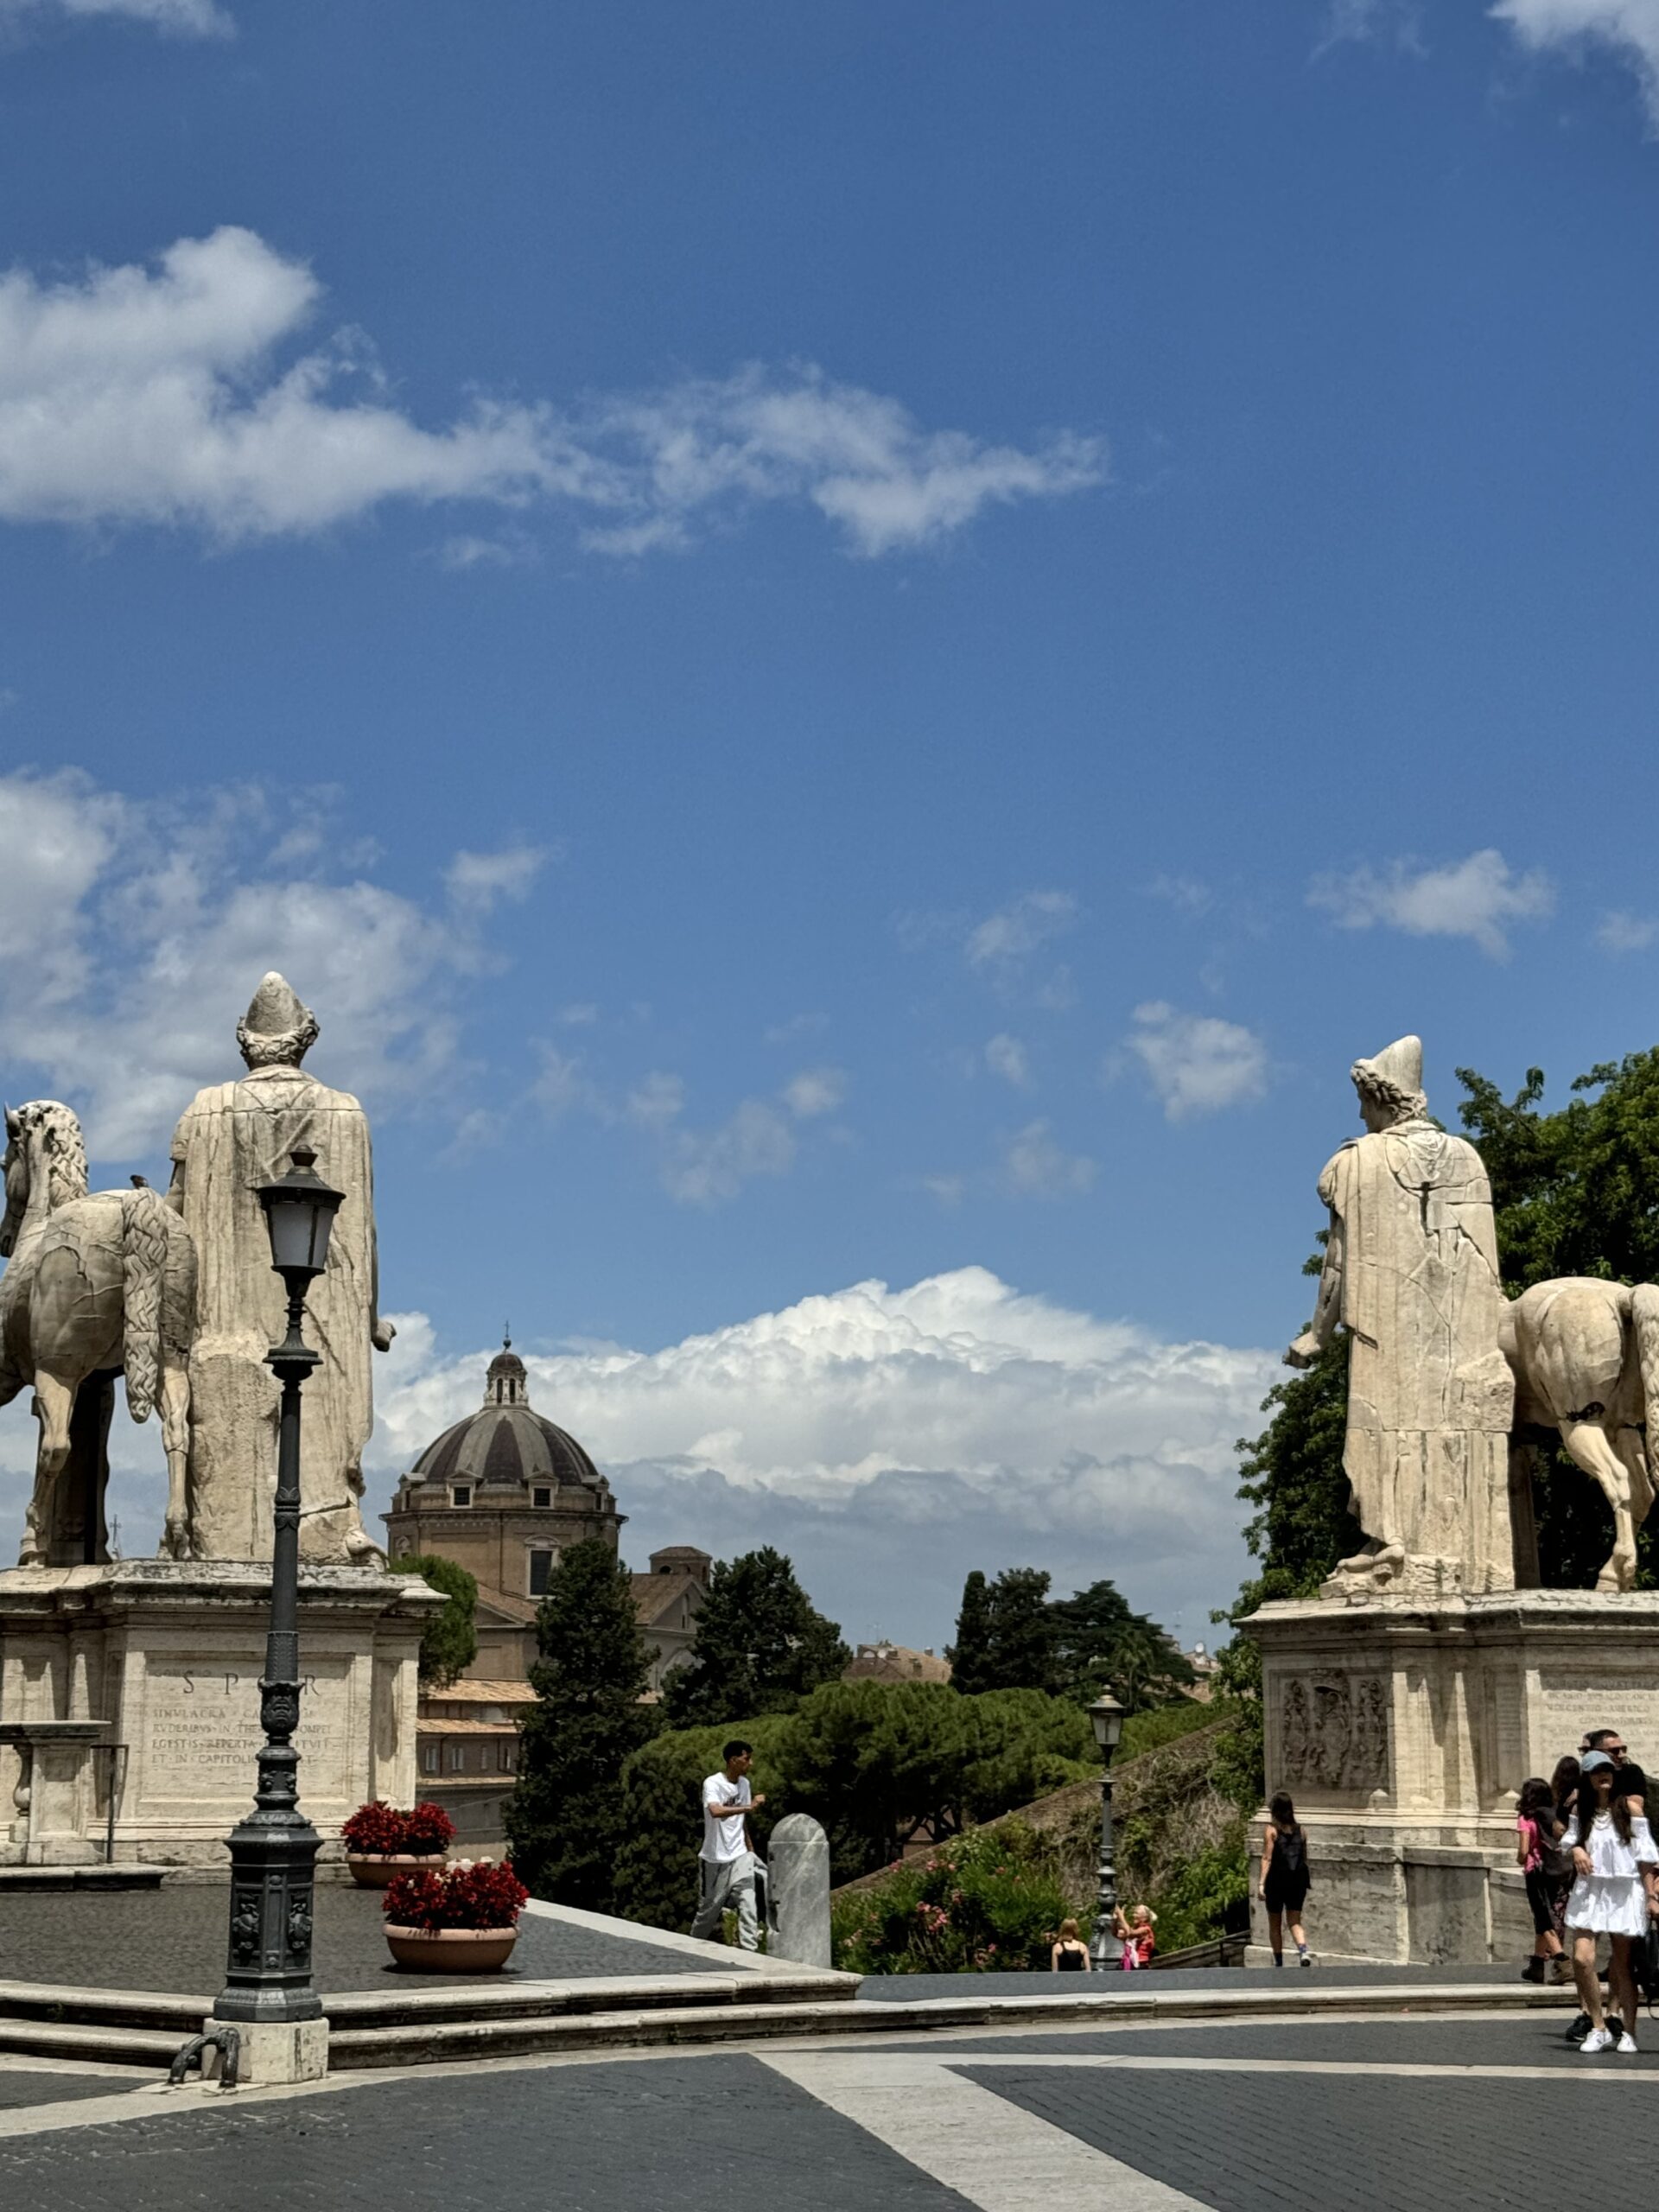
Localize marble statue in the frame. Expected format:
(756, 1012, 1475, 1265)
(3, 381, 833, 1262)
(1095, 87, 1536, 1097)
(0, 1099, 195, 1566)
(166, 975, 392, 1564)
(1286, 1035, 1515, 1596)
(1502, 1279, 1659, 1592)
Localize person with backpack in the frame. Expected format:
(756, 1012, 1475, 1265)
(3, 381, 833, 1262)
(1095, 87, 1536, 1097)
(1259, 1791, 1313, 1967)
(1517, 1775, 1573, 1983)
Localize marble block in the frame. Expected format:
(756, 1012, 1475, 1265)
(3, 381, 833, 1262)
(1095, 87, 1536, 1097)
(203, 2013, 329, 2087)
(767, 1812, 832, 1970)
(1244, 1587, 1659, 1963)
(0, 1560, 442, 1866)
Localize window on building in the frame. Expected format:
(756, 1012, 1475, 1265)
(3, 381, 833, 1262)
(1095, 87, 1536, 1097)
(420, 1744, 440, 1775)
(528, 1548, 556, 1597)
(498, 1739, 518, 1773)
(445, 1742, 465, 1773)
(450, 1484, 473, 1509)
(531, 1485, 552, 1509)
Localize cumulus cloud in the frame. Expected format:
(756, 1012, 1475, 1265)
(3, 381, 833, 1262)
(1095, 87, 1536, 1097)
(1493, 0, 1659, 118)
(985, 1033, 1031, 1088)
(443, 845, 545, 915)
(1, 0, 230, 35)
(782, 1066, 846, 1120)
(1003, 1119, 1096, 1197)
(0, 228, 1103, 555)
(1127, 1002, 1269, 1121)
(1598, 910, 1659, 953)
(1307, 849, 1554, 959)
(966, 890, 1079, 972)
(0, 767, 532, 1160)
(354, 1268, 1277, 1642)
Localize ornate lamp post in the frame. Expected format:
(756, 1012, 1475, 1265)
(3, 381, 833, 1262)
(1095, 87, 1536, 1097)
(1086, 1692, 1126, 1967)
(214, 1147, 344, 2027)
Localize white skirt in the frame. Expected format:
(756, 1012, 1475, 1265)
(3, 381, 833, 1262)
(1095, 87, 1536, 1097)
(1565, 1873, 1649, 1939)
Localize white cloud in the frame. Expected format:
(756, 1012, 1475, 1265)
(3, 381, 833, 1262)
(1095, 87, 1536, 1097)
(985, 1033, 1032, 1088)
(922, 1173, 964, 1209)
(624, 1071, 686, 1130)
(1146, 874, 1215, 919)
(1314, 0, 1427, 55)
(1127, 1001, 1269, 1122)
(1306, 848, 1554, 959)
(783, 1066, 846, 1120)
(1598, 910, 1659, 953)
(2, 0, 231, 35)
(442, 845, 545, 915)
(1493, 0, 1659, 118)
(354, 1268, 1277, 1643)
(1004, 1119, 1096, 1197)
(0, 229, 1103, 555)
(661, 1098, 798, 1207)
(0, 768, 524, 1160)
(966, 890, 1079, 971)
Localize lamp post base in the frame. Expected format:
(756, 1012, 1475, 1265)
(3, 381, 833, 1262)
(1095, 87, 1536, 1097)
(213, 1812, 323, 2024)
(201, 2014, 329, 2088)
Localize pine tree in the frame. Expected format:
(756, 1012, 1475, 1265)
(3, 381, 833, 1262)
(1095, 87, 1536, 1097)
(946, 1569, 995, 1694)
(505, 1538, 657, 1907)
(1051, 1578, 1193, 1712)
(663, 1548, 849, 1728)
(984, 1567, 1059, 1695)
(397, 1553, 479, 1688)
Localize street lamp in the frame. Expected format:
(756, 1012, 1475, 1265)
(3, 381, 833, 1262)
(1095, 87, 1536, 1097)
(1086, 1692, 1126, 1968)
(214, 1147, 344, 2027)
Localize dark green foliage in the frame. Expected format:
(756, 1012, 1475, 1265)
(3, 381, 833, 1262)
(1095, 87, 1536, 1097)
(831, 1821, 1074, 1974)
(945, 1567, 1059, 1695)
(612, 1716, 792, 1933)
(1137, 1833, 1249, 1952)
(1116, 1695, 1225, 1764)
(1234, 1333, 1361, 1592)
(505, 1538, 658, 1909)
(1051, 1580, 1195, 1713)
(609, 1680, 1098, 1918)
(663, 1548, 849, 1727)
(398, 1554, 479, 1688)
(946, 1570, 995, 1694)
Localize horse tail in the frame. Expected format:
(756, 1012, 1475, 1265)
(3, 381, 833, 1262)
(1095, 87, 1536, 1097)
(119, 1190, 169, 1422)
(1633, 1282, 1659, 1481)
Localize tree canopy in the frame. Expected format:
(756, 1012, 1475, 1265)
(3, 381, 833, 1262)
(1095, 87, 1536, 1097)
(662, 1547, 849, 1727)
(399, 1553, 479, 1688)
(505, 1536, 658, 1908)
(948, 1566, 1192, 1711)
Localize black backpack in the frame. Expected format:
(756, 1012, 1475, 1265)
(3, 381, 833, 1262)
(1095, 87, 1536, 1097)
(1274, 1825, 1306, 1876)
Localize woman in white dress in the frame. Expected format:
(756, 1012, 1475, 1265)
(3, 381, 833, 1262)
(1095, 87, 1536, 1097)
(1564, 1750, 1659, 2054)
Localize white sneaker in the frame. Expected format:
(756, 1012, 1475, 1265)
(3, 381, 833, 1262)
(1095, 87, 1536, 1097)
(1580, 2028, 1613, 2054)
(1616, 2031, 1638, 2055)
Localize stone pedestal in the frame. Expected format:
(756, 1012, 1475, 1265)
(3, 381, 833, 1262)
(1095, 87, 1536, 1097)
(0, 1561, 442, 1866)
(767, 1813, 832, 1969)
(1244, 1589, 1659, 1964)
(203, 2014, 329, 2087)
(0, 1719, 110, 1864)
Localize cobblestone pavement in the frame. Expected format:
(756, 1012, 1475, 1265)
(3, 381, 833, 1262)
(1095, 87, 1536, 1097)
(0, 2011, 1649, 2211)
(0, 2065, 149, 2113)
(856, 1961, 1555, 2000)
(0, 1882, 711, 1993)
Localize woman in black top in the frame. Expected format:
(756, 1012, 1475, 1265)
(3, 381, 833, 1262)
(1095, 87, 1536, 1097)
(1260, 1791, 1313, 1967)
(1050, 1916, 1090, 1972)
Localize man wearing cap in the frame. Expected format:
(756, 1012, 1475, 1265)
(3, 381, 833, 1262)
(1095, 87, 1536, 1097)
(167, 973, 392, 1563)
(1287, 1035, 1516, 1593)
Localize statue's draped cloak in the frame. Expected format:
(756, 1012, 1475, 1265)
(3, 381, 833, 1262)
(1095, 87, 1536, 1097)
(170, 1065, 379, 1562)
(1319, 1118, 1515, 1591)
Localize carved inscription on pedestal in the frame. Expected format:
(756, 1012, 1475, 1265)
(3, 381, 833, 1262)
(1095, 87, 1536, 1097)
(1278, 1670, 1389, 1790)
(137, 1659, 353, 1808)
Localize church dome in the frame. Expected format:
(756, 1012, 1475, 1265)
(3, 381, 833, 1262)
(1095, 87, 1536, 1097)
(409, 1341, 603, 1494)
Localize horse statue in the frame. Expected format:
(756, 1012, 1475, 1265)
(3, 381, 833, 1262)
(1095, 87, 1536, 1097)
(0, 1099, 196, 1567)
(1501, 1277, 1659, 1592)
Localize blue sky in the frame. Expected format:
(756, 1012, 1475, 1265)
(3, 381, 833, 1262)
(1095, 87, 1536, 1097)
(3, 0, 1659, 1648)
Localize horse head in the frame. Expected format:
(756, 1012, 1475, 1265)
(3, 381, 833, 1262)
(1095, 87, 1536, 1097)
(0, 1100, 90, 1260)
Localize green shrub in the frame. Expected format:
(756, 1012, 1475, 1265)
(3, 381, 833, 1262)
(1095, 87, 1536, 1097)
(831, 1821, 1077, 1975)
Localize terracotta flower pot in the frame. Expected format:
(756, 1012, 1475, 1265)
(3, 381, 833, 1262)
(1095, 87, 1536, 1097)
(384, 1923, 519, 1973)
(347, 1851, 448, 1889)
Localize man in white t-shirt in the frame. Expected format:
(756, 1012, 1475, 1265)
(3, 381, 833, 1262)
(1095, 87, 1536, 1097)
(690, 1738, 765, 1949)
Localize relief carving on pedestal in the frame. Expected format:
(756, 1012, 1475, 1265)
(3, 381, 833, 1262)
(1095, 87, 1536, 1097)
(1277, 1670, 1389, 1789)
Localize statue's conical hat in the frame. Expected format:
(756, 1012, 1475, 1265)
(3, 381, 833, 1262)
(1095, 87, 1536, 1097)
(241, 972, 314, 1039)
(1363, 1035, 1423, 1095)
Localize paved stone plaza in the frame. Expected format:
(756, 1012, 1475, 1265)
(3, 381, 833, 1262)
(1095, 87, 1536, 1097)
(0, 1881, 715, 1995)
(0, 2006, 1646, 2210)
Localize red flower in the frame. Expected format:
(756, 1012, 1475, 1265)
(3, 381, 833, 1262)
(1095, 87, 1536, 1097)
(342, 1800, 406, 1855)
(403, 1801, 456, 1854)
(384, 1858, 529, 1931)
